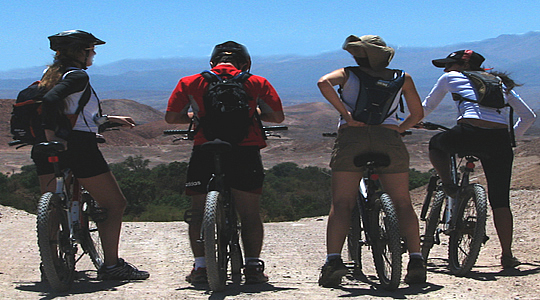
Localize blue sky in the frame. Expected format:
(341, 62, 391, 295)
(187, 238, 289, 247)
(1, 0, 539, 72)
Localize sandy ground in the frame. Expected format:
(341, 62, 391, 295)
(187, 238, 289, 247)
(1, 187, 540, 299)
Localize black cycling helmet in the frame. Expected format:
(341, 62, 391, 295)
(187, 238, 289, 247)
(210, 41, 251, 71)
(48, 30, 105, 51)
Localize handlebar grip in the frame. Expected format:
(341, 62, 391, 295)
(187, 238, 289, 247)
(263, 125, 288, 131)
(163, 129, 191, 135)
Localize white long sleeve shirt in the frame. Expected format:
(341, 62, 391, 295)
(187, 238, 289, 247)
(422, 71, 536, 137)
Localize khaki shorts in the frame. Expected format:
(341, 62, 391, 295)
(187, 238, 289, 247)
(330, 126, 409, 174)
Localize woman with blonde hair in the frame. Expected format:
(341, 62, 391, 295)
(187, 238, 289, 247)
(35, 30, 149, 280)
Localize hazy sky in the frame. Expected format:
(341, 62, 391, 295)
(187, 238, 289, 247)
(2, 0, 539, 71)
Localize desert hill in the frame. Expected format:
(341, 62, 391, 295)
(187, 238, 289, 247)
(1, 98, 539, 189)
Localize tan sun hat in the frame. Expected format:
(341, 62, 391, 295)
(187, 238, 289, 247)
(342, 35, 395, 70)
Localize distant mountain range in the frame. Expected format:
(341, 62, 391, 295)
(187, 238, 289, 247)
(1, 31, 539, 114)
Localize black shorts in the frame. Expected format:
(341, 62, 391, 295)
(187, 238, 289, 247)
(185, 145, 265, 195)
(31, 130, 110, 178)
(429, 123, 514, 209)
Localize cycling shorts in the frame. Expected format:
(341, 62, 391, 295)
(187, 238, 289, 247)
(185, 145, 265, 195)
(330, 126, 409, 174)
(31, 130, 110, 178)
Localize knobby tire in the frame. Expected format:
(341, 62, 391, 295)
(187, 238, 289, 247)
(421, 189, 445, 260)
(370, 192, 402, 291)
(37, 192, 75, 292)
(203, 191, 227, 291)
(347, 202, 362, 276)
(448, 184, 488, 276)
(79, 193, 104, 269)
(229, 211, 243, 283)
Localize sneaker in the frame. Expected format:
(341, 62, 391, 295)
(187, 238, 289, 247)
(404, 257, 427, 284)
(244, 259, 269, 284)
(185, 267, 208, 284)
(97, 258, 150, 280)
(318, 257, 348, 288)
(501, 255, 521, 269)
(442, 183, 459, 198)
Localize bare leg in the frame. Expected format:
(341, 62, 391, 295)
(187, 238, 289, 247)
(78, 171, 127, 267)
(232, 189, 264, 258)
(379, 172, 421, 253)
(326, 171, 362, 254)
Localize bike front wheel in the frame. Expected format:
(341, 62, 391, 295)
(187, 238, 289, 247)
(421, 189, 445, 261)
(203, 191, 227, 291)
(448, 184, 488, 276)
(37, 192, 75, 292)
(369, 192, 402, 291)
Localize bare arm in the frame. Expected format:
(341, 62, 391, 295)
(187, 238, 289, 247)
(398, 73, 424, 133)
(317, 68, 365, 127)
(258, 109, 284, 123)
(165, 111, 194, 124)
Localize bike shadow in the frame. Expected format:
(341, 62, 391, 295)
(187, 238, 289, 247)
(176, 282, 296, 299)
(336, 273, 444, 299)
(425, 258, 540, 282)
(15, 269, 131, 299)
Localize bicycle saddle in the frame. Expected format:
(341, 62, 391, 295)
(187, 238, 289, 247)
(201, 139, 232, 153)
(354, 152, 391, 168)
(33, 141, 65, 154)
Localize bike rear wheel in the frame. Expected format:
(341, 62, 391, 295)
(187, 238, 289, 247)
(369, 192, 402, 291)
(229, 211, 243, 283)
(448, 184, 488, 276)
(79, 192, 104, 269)
(421, 189, 445, 261)
(37, 192, 75, 292)
(203, 191, 227, 291)
(347, 202, 362, 276)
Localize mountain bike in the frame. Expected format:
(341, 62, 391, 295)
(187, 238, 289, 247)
(164, 125, 287, 291)
(322, 132, 403, 291)
(27, 141, 106, 292)
(419, 122, 488, 276)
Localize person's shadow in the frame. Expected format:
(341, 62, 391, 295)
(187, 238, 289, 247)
(176, 281, 297, 300)
(15, 269, 131, 299)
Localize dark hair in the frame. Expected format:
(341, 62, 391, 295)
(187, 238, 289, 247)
(489, 70, 522, 93)
(354, 56, 370, 68)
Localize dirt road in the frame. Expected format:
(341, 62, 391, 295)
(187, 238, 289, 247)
(1, 188, 540, 299)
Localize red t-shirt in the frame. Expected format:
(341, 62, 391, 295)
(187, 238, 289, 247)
(166, 64, 283, 148)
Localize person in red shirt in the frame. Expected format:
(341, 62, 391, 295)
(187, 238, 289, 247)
(165, 41, 284, 285)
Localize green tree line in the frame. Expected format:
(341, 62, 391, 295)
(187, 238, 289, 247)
(0, 156, 430, 222)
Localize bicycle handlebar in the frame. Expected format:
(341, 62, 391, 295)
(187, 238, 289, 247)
(164, 125, 288, 136)
(419, 122, 451, 131)
(322, 130, 412, 137)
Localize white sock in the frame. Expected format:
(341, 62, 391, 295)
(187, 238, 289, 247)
(409, 252, 423, 260)
(245, 257, 260, 265)
(326, 253, 341, 263)
(194, 257, 206, 269)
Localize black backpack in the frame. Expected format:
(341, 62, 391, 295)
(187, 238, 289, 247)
(10, 76, 91, 145)
(340, 67, 405, 125)
(452, 71, 506, 108)
(452, 71, 515, 146)
(197, 70, 254, 144)
(10, 81, 47, 145)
